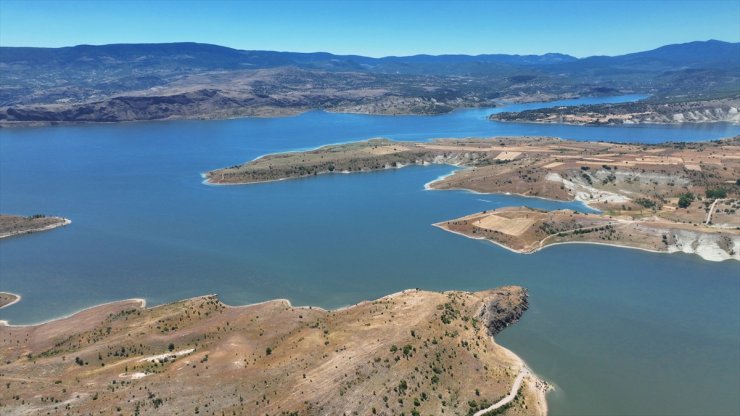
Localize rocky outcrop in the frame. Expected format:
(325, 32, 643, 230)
(479, 286, 529, 336)
(669, 107, 739, 123)
(667, 229, 740, 261)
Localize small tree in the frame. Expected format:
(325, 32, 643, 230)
(402, 344, 413, 358)
(678, 193, 694, 208)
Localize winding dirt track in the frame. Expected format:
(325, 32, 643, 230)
(705, 198, 726, 224)
(473, 366, 529, 416)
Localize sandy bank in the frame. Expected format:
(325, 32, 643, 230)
(0, 292, 22, 310)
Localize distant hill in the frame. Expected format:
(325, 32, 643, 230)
(1, 40, 738, 124)
(0, 42, 578, 74)
(608, 39, 740, 69)
(551, 39, 740, 72)
(3, 39, 737, 74)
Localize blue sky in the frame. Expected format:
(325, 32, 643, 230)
(1, 0, 738, 57)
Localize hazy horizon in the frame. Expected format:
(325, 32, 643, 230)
(1, 0, 739, 58)
(2, 38, 738, 60)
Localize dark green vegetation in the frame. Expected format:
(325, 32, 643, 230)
(678, 193, 695, 208)
(706, 188, 728, 199)
(1, 40, 738, 124)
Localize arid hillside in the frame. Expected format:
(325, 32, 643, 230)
(0, 287, 547, 416)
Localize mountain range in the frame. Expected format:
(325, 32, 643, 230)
(1, 40, 738, 124)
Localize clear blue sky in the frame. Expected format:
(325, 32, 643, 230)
(1, 0, 738, 57)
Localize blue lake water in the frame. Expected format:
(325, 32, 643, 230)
(1, 96, 739, 415)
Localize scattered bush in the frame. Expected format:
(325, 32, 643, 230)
(635, 198, 656, 209)
(705, 188, 727, 199)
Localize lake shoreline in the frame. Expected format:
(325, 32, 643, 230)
(0, 296, 147, 327)
(204, 136, 739, 262)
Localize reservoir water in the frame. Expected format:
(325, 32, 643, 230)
(1, 96, 739, 415)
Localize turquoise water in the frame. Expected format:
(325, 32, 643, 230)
(1, 97, 739, 415)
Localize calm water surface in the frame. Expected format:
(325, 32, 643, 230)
(1, 96, 739, 415)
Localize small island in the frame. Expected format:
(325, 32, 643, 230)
(0, 214, 70, 239)
(206, 136, 739, 261)
(0, 286, 547, 416)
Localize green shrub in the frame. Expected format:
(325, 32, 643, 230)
(678, 193, 694, 208)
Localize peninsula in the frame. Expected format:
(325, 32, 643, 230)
(206, 136, 740, 260)
(489, 97, 740, 125)
(0, 293, 21, 309)
(0, 286, 547, 416)
(434, 206, 737, 260)
(0, 214, 70, 239)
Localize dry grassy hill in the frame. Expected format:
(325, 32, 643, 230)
(0, 287, 547, 416)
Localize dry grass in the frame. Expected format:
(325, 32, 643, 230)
(474, 214, 536, 236)
(494, 151, 522, 161)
